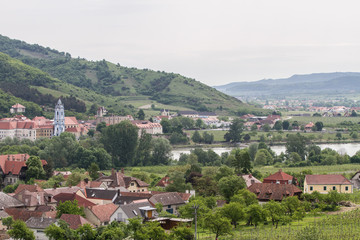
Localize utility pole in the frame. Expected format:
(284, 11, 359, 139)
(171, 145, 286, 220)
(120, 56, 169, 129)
(192, 204, 199, 240)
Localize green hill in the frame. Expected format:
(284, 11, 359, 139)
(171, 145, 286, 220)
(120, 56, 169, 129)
(0, 34, 269, 116)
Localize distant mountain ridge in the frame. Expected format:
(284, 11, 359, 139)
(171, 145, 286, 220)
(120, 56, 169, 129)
(214, 72, 360, 97)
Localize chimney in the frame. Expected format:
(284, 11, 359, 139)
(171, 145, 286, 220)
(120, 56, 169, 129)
(249, 174, 253, 178)
(111, 168, 115, 177)
(84, 178, 89, 184)
(7, 155, 10, 161)
(251, 180, 255, 185)
(117, 189, 121, 197)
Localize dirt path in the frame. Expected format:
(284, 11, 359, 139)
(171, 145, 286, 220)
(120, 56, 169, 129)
(326, 205, 360, 215)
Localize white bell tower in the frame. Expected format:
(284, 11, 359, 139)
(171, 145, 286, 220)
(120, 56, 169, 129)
(53, 99, 65, 136)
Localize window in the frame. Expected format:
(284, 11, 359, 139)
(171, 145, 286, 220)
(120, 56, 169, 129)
(346, 186, 349, 191)
(332, 186, 336, 191)
(276, 180, 280, 184)
(132, 210, 138, 216)
(131, 183, 135, 186)
(323, 186, 327, 191)
(310, 186, 313, 191)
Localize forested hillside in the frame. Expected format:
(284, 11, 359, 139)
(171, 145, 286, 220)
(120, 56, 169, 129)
(215, 72, 360, 98)
(0, 34, 260, 115)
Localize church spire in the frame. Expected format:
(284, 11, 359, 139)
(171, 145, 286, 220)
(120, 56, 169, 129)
(53, 99, 65, 137)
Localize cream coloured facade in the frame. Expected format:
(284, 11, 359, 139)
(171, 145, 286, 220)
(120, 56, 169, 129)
(304, 174, 353, 194)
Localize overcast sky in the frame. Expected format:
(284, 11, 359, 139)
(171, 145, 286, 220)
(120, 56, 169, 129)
(1, 0, 360, 86)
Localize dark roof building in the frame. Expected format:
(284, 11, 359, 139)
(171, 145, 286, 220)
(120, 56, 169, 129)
(25, 217, 57, 229)
(96, 169, 149, 191)
(248, 183, 302, 201)
(0, 192, 24, 208)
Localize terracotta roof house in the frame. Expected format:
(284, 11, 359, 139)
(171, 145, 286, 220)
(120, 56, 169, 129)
(155, 176, 172, 188)
(96, 169, 149, 192)
(242, 174, 262, 187)
(10, 103, 26, 114)
(26, 217, 57, 239)
(14, 184, 44, 194)
(304, 175, 353, 194)
(0, 192, 24, 209)
(44, 186, 81, 196)
(77, 179, 107, 189)
(149, 192, 185, 215)
(13, 189, 55, 210)
(4, 208, 44, 221)
(53, 193, 96, 208)
(60, 214, 93, 229)
(84, 203, 120, 227)
(116, 200, 157, 223)
(248, 183, 302, 201)
(0, 154, 47, 186)
(263, 170, 295, 185)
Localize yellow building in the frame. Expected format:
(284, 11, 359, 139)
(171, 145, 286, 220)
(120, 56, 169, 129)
(304, 174, 353, 194)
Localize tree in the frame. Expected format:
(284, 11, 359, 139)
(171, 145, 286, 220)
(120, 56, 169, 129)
(285, 133, 307, 160)
(137, 109, 145, 120)
(66, 172, 85, 186)
(45, 220, 77, 240)
(203, 131, 214, 144)
(165, 171, 190, 192)
(248, 143, 258, 161)
(87, 129, 95, 137)
(243, 133, 251, 142)
(160, 119, 172, 133)
(2, 216, 13, 230)
(245, 204, 265, 228)
(273, 121, 283, 131)
(232, 149, 252, 174)
(101, 121, 138, 167)
(8, 220, 35, 240)
(26, 156, 45, 181)
(38, 132, 79, 168)
(88, 162, 100, 180)
(193, 176, 218, 197)
(195, 119, 204, 129)
(135, 131, 152, 166)
(351, 110, 358, 117)
(264, 200, 285, 228)
(254, 149, 273, 166)
(76, 224, 96, 240)
(262, 124, 271, 132)
(218, 175, 246, 202)
(96, 122, 107, 133)
(231, 189, 258, 206)
(204, 211, 232, 240)
(282, 120, 290, 130)
(282, 196, 301, 216)
(224, 118, 244, 142)
(315, 122, 323, 131)
(151, 138, 172, 165)
(170, 226, 194, 240)
(251, 123, 258, 132)
(191, 130, 202, 143)
(336, 132, 342, 140)
(56, 200, 85, 218)
(220, 202, 244, 228)
(215, 165, 234, 181)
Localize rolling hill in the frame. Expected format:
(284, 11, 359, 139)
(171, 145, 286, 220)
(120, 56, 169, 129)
(214, 72, 360, 98)
(0, 34, 267, 116)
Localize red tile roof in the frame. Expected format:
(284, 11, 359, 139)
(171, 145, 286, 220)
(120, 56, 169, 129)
(87, 203, 119, 223)
(248, 183, 302, 201)
(305, 175, 352, 185)
(0, 154, 47, 176)
(77, 180, 104, 188)
(53, 193, 96, 208)
(155, 176, 172, 187)
(5, 208, 43, 221)
(60, 214, 93, 229)
(12, 103, 25, 109)
(264, 170, 293, 181)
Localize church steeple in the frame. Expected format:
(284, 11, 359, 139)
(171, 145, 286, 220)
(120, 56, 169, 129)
(53, 99, 65, 137)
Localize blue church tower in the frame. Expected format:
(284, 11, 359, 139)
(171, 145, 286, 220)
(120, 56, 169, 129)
(53, 99, 65, 137)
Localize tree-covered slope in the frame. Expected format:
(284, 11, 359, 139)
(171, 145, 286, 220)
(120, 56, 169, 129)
(0, 34, 249, 113)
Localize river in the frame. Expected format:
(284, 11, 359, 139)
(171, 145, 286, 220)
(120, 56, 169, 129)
(171, 143, 360, 160)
